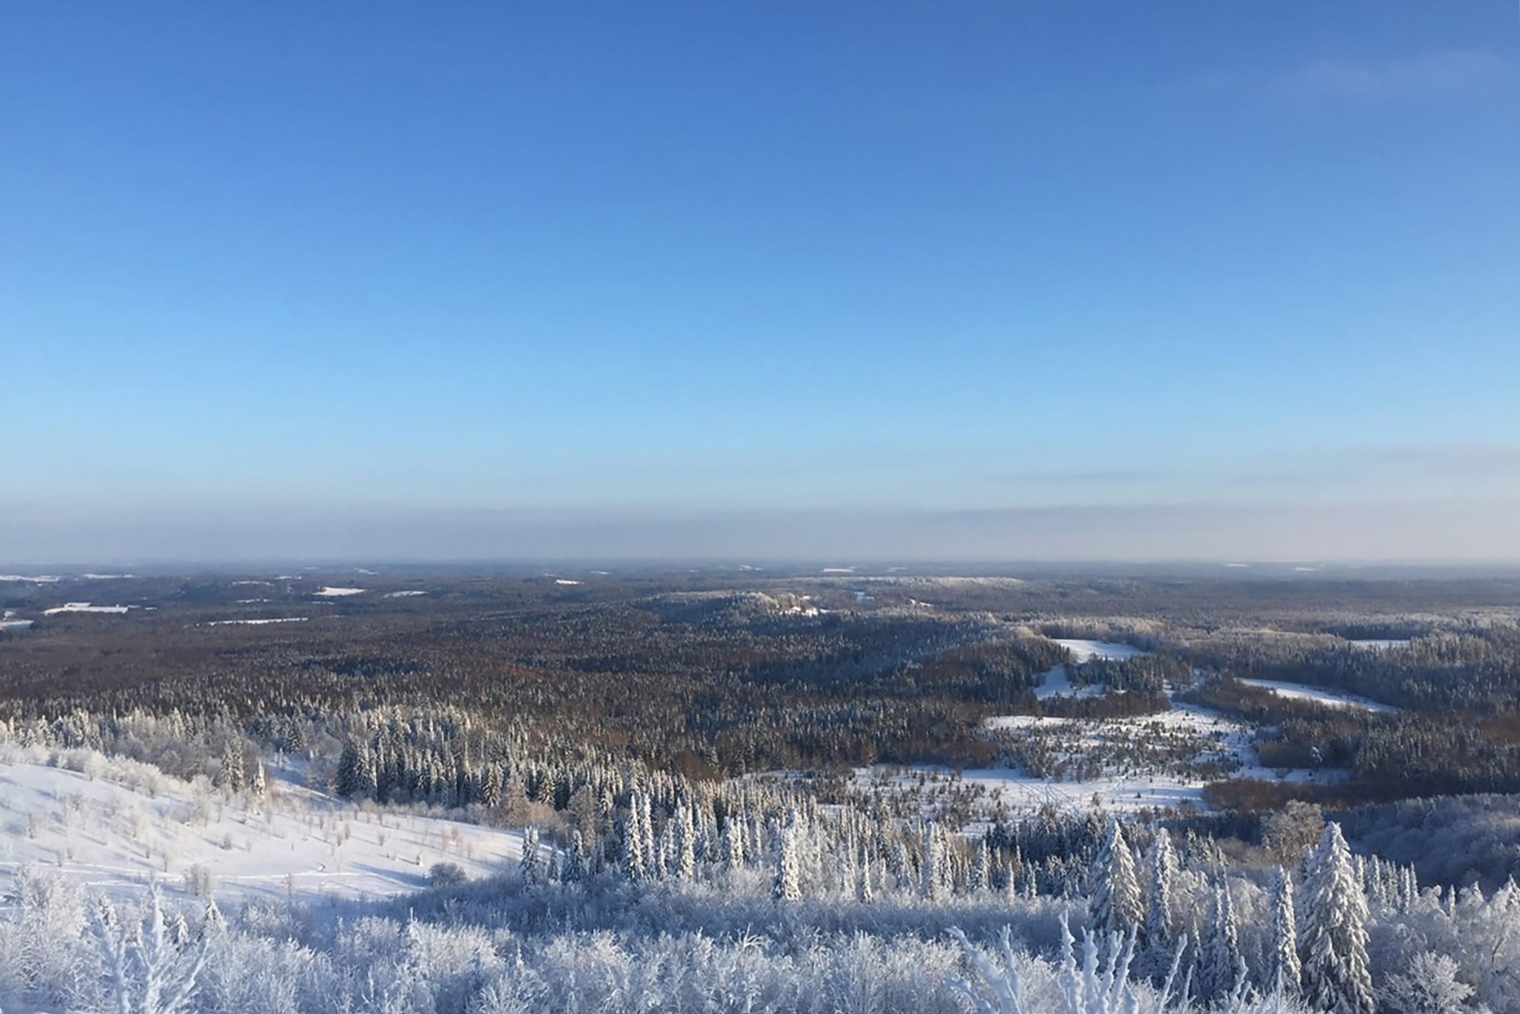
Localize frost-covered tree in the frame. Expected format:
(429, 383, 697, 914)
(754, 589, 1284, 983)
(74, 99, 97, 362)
(1146, 828, 1177, 948)
(971, 840, 990, 893)
(215, 740, 245, 792)
(1301, 822, 1375, 1014)
(248, 758, 266, 798)
(1268, 866, 1301, 997)
(673, 804, 696, 880)
(774, 817, 802, 902)
(923, 822, 949, 902)
(519, 826, 542, 884)
(620, 809, 646, 882)
(721, 818, 744, 872)
(89, 890, 214, 1014)
(1380, 952, 1471, 1014)
(1089, 820, 1143, 936)
(563, 830, 587, 883)
(334, 738, 373, 799)
(1201, 883, 1242, 1003)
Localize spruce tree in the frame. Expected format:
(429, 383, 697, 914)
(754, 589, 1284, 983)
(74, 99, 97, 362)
(1268, 865, 1302, 997)
(674, 804, 696, 880)
(1145, 828, 1176, 948)
(774, 818, 802, 902)
(519, 826, 541, 884)
(216, 740, 245, 792)
(1089, 820, 1143, 935)
(1301, 823, 1375, 1014)
(1201, 883, 1242, 1003)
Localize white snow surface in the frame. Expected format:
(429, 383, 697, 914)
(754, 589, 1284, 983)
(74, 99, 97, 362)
(0, 750, 523, 903)
(42, 603, 132, 616)
(863, 702, 1342, 816)
(1031, 640, 1149, 699)
(554, 579, 581, 586)
(314, 586, 365, 597)
(1237, 678, 1399, 712)
(206, 617, 309, 626)
(1032, 666, 1101, 700)
(385, 590, 427, 597)
(1348, 639, 1411, 650)
(0, 620, 35, 632)
(1051, 639, 1147, 662)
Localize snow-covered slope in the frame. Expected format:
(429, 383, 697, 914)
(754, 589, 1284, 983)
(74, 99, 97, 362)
(1050, 639, 1147, 663)
(1034, 640, 1149, 699)
(1237, 678, 1399, 712)
(0, 750, 524, 903)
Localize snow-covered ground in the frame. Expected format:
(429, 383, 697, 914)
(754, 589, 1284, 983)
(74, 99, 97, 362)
(1032, 666, 1101, 700)
(1237, 678, 1399, 713)
(1032, 640, 1149, 699)
(385, 590, 427, 598)
(859, 700, 1341, 817)
(42, 603, 132, 616)
(1348, 639, 1411, 650)
(206, 617, 309, 626)
(314, 587, 365, 597)
(0, 750, 523, 903)
(1051, 639, 1147, 662)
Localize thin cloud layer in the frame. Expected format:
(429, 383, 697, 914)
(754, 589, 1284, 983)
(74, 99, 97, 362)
(1272, 50, 1516, 102)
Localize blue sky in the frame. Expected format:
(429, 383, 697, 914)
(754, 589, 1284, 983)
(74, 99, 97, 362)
(2, 2, 1518, 562)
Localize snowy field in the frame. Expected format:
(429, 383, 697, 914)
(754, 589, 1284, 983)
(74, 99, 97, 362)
(1050, 639, 1148, 662)
(42, 602, 132, 616)
(1033, 640, 1149, 699)
(1237, 678, 1400, 712)
(856, 698, 1343, 817)
(0, 749, 524, 904)
(314, 586, 366, 597)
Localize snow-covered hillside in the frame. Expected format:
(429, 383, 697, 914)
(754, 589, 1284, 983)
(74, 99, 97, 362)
(1050, 639, 1147, 663)
(1237, 678, 1399, 713)
(1034, 640, 1149, 699)
(0, 748, 523, 903)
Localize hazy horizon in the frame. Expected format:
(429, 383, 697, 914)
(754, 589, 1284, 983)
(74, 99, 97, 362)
(5, 499, 1519, 568)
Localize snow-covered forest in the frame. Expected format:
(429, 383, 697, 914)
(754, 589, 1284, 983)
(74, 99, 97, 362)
(4, 571, 1520, 1013)
(0, 710, 1511, 1014)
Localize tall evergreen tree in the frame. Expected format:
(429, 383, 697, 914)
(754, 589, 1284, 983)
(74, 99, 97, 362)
(674, 804, 696, 880)
(1301, 823, 1375, 1014)
(774, 817, 802, 902)
(1201, 882, 1242, 1003)
(1268, 865, 1302, 997)
(1145, 828, 1177, 948)
(1089, 820, 1143, 935)
(216, 740, 245, 792)
(334, 739, 373, 799)
(519, 826, 541, 884)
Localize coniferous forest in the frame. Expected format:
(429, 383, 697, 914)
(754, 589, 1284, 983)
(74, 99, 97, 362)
(1, 567, 1519, 1014)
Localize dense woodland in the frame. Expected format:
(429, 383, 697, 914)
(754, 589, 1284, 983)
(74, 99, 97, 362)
(3, 569, 1520, 1013)
(5, 570, 1520, 802)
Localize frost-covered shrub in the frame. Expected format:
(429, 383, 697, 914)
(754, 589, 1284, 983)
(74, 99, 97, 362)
(0, 866, 98, 1010)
